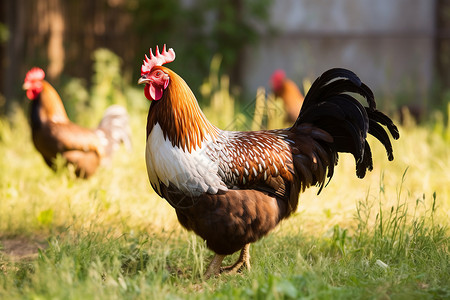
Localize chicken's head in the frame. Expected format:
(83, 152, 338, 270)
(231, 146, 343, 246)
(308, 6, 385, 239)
(23, 67, 45, 100)
(271, 69, 286, 93)
(138, 45, 175, 101)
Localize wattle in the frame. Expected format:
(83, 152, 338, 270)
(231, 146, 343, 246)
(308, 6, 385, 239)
(145, 83, 163, 101)
(27, 88, 40, 100)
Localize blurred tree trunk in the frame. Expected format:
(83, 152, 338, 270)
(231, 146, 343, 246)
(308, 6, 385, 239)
(436, 0, 450, 104)
(47, 0, 65, 80)
(3, 0, 27, 112)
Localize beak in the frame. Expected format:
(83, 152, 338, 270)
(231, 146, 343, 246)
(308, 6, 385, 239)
(138, 76, 150, 85)
(22, 82, 31, 90)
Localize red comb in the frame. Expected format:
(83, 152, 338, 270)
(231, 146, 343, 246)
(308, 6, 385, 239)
(141, 45, 176, 75)
(25, 67, 45, 82)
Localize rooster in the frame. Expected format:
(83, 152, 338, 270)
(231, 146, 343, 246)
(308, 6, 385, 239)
(138, 45, 399, 278)
(23, 67, 131, 178)
(271, 69, 304, 123)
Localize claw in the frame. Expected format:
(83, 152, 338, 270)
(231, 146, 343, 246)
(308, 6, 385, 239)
(221, 244, 251, 274)
(203, 244, 252, 279)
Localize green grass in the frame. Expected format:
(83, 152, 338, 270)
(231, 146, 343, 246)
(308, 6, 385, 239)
(0, 83, 449, 298)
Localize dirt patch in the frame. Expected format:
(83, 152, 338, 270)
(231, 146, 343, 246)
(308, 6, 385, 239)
(0, 236, 48, 260)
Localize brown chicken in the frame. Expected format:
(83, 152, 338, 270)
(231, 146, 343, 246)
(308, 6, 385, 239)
(271, 69, 304, 123)
(23, 67, 131, 178)
(138, 46, 399, 278)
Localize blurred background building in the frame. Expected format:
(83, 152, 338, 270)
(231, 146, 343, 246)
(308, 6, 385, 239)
(1, 0, 449, 114)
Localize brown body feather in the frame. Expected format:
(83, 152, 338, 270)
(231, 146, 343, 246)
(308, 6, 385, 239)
(161, 186, 289, 255)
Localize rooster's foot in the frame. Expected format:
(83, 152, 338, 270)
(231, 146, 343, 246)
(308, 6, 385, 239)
(204, 254, 225, 279)
(221, 244, 251, 274)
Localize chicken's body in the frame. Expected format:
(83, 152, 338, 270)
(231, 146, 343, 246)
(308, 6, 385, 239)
(24, 68, 131, 178)
(147, 124, 299, 256)
(139, 46, 399, 277)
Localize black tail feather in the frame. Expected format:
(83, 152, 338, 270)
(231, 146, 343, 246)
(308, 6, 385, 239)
(365, 108, 400, 140)
(302, 68, 376, 112)
(356, 141, 373, 178)
(312, 79, 375, 110)
(368, 120, 395, 161)
(292, 68, 399, 182)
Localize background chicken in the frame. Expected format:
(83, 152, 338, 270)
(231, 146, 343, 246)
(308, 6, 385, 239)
(23, 67, 131, 178)
(270, 69, 305, 123)
(138, 46, 399, 278)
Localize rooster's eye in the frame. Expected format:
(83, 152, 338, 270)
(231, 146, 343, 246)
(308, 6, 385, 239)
(155, 71, 161, 77)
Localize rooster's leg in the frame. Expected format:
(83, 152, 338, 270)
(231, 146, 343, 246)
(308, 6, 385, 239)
(204, 254, 226, 279)
(221, 244, 251, 274)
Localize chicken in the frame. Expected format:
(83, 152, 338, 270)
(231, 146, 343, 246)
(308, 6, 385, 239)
(23, 67, 131, 178)
(271, 69, 304, 123)
(138, 45, 399, 278)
